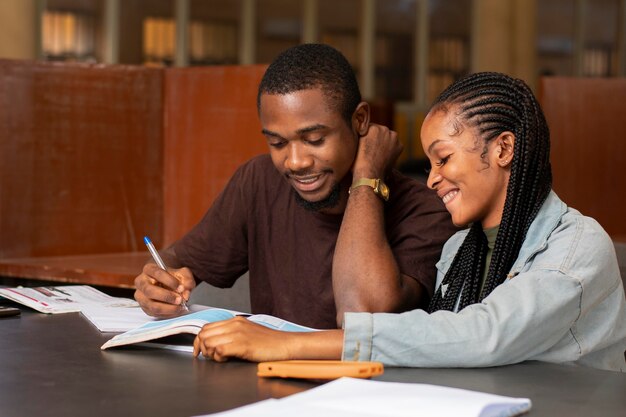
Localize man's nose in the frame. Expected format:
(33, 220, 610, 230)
(285, 142, 313, 173)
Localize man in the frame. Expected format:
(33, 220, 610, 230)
(134, 43, 457, 329)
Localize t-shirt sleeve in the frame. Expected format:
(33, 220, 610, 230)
(172, 162, 253, 288)
(385, 173, 459, 303)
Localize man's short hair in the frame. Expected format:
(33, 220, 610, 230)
(257, 43, 362, 125)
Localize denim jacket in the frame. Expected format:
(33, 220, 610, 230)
(342, 191, 626, 372)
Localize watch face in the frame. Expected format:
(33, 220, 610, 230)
(379, 183, 390, 200)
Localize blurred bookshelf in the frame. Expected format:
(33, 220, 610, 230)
(321, 31, 359, 67)
(142, 17, 175, 67)
(322, 31, 467, 103)
(428, 36, 469, 103)
(537, 0, 622, 77)
(188, 21, 238, 65)
(28, 0, 626, 181)
(37, 1, 624, 83)
(41, 10, 97, 62)
(582, 45, 613, 77)
(143, 18, 238, 67)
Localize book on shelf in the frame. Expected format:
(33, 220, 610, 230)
(101, 308, 316, 352)
(0, 285, 137, 314)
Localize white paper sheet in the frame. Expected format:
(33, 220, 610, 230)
(197, 377, 531, 417)
(81, 306, 155, 332)
(82, 303, 213, 333)
(0, 285, 137, 314)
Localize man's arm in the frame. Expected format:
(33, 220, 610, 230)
(134, 158, 257, 318)
(333, 124, 425, 325)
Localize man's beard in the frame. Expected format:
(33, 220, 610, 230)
(294, 183, 341, 212)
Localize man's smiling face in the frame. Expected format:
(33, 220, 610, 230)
(259, 88, 358, 213)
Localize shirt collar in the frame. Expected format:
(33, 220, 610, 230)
(510, 190, 567, 273)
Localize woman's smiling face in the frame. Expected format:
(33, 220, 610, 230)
(421, 107, 512, 228)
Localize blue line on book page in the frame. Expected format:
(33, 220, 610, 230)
(136, 308, 237, 331)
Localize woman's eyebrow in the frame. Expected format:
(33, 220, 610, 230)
(427, 139, 445, 155)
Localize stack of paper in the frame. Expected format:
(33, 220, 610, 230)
(198, 377, 531, 417)
(0, 285, 137, 314)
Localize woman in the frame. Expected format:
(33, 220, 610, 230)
(193, 72, 626, 372)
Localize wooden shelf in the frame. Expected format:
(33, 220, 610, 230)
(0, 252, 149, 289)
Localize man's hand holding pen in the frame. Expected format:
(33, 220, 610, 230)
(134, 263, 196, 318)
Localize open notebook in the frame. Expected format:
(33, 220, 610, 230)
(101, 307, 316, 351)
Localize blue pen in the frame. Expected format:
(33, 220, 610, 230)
(143, 236, 189, 311)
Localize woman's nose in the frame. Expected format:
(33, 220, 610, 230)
(427, 169, 442, 190)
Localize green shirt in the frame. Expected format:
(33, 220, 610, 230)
(480, 225, 500, 295)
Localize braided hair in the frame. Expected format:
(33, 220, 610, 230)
(428, 72, 552, 312)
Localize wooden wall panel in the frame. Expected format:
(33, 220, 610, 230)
(163, 65, 268, 245)
(0, 60, 164, 258)
(539, 77, 626, 240)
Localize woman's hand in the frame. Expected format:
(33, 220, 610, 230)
(193, 318, 344, 362)
(193, 317, 297, 362)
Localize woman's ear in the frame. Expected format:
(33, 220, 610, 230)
(352, 102, 370, 136)
(495, 132, 515, 167)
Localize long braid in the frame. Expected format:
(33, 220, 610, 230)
(429, 72, 552, 312)
(428, 222, 488, 311)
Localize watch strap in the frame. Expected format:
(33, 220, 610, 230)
(349, 178, 389, 201)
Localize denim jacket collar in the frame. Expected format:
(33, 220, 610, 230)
(508, 190, 567, 275)
(436, 190, 567, 277)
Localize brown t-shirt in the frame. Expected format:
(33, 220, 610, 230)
(173, 154, 456, 329)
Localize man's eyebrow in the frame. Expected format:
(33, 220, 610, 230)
(261, 124, 328, 138)
(295, 124, 328, 135)
(261, 128, 282, 139)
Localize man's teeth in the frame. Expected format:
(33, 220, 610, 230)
(295, 176, 319, 184)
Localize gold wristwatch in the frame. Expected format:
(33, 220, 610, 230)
(349, 178, 390, 201)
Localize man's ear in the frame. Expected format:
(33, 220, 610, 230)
(352, 102, 370, 136)
(495, 131, 515, 167)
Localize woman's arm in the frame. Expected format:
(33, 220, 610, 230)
(193, 317, 344, 362)
(342, 269, 584, 367)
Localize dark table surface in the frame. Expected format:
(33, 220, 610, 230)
(1, 305, 625, 417)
